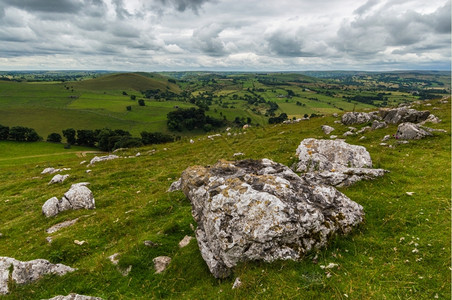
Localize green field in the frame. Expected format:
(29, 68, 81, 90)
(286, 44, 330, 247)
(2, 71, 443, 140)
(0, 97, 449, 299)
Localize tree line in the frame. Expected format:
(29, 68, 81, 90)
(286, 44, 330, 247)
(0, 124, 175, 152)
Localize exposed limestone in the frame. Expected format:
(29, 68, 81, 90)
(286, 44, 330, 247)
(381, 135, 391, 142)
(42, 183, 95, 217)
(419, 114, 441, 125)
(380, 107, 430, 124)
(167, 178, 182, 192)
(0, 257, 75, 295)
(371, 120, 387, 130)
(232, 277, 242, 289)
(341, 112, 372, 125)
(233, 152, 245, 157)
(321, 125, 335, 135)
(295, 138, 387, 187)
(89, 155, 119, 166)
(178, 235, 193, 248)
(395, 123, 432, 140)
(153, 256, 171, 274)
(45, 293, 103, 300)
(357, 126, 371, 134)
(42, 167, 71, 175)
(48, 174, 70, 185)
(178, 159, 364, 278)
(343, 131, 355, 137)
(46, 218, 79, 234)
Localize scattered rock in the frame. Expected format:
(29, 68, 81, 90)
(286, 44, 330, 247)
(439, 99, 449, 104)
(381, 135, 391, 142)
(46, 237, 53, 243)
(371, 120, 387, 130)
(321, 125, 335, 135)
(395, 123, 432, 140)
(380, 107, 430, 124)
(419, 114, 441, 125)
(86, 170, 92, 173)
(343, 131, 355, 137)
(108, 253, 120, 265)
(153, 256, 171, 274)
(144, 240, 160, 247)
(232, 277, 242, 289)
(178, 235, 193, 248)
(112, 148, 127, 153)
(168, 178, 182, 192)
(41, 167, 70, 175)
(332, 113, 338, 118)
(89, 155, 119, 166)
(208, 134, 221, 140)
(424, 103, 432, 107)
(74, 240, 86, 245)
(359, 136, 366, 140)
(42, 183, 95, 217)
(190, 139, 194, 144)
(242, 124, 249, 129)
(379, 143, 387, 146)
(233, 152, 245, 157)
(341, 112, 374, 125)
(135, 152, 141, 157)
(46, 218, 79, 234)
(397, 140, 409, 144)
(295, 138, 387, 187)
(45, 293, 104, 300)
(406, 192, 415, 196)
(334, 120, 341, 124)
(119, 265, 132, 276)
(80, 161, 87, 165)
(0, 257, 75, 295)
(357, 126, 371, 134)
(48, 174, 70, 185)
(330, 135, 337, 139)
(178, 159, 364, 278)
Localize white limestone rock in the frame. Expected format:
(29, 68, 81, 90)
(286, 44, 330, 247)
(42, 183, 95, 217)
(46, 218, 79, 234)
(379, 107, 430, 124)
(48, 174, 70, 185)
(45, 293, 103, 300)
(179, 159, 364, 278)
(153, 256, 171, 274)
(89, 155, 119, 166)
(178, 235, 193, 248)
(295, 138, 387, 187)
(395, 122, 432, 140)
(0, 257, 75, 295)
(321, 125, 335, 135)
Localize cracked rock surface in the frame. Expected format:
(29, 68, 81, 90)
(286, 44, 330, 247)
(0, 257, 75, 295)
(295, 138, 387, 187)
(178, 159, 364, 278)
(42, 183, 95, 217)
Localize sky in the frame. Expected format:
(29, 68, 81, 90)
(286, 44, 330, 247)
(0, 0, 450, 71)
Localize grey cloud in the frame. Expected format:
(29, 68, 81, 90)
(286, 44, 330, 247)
(353, 0, 379, 15)
(1, 0, 83, 13)
(157, 0, 212, 12)
(266, 30, 307, 57)
(192, 24, 227, 56)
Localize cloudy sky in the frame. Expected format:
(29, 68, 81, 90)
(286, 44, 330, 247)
(0, 0, 450, 71)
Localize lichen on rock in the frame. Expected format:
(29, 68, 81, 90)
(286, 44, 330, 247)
(177, 159, 364, 278)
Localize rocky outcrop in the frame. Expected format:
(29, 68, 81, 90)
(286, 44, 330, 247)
(321, 125, 335, 135)
(42, 167, 71, 175)
(177, 159, 364, 278)
(89, 155, 119, 166)
(0, 257, 75, 295)
(419, 114, 441, 125)
(371, 120, 387, 130)
(48, 174, 70, 185)
(380, 107, 430, 124)
(42, 183, 95, 217)
(395, 123, 432, 140)
(341, 112, 373, 125)
(45, 294, 103, 300)
(295, 138, 387, 187)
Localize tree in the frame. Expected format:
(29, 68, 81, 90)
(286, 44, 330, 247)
(269, 113, 288, 124)
(0, 125, 9, 140)
(141, 131, 174, 145)
(76, 129, 97, 147)
(62, 128, 76, 145)
(130, 95, 136, 100)
(138, 99, 145, 106)
(47, 133, 62, 143)
(126, 106, 132, 111)
(9, 126, 41, 142)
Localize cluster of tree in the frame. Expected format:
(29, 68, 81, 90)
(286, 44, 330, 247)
(266, 101, 279, 116)
(0, 125, 41, 142)
(61, 128, 175, 151)
(142, 89, 177, 101)
(167, 108, 224, 132)
(345, 93, 387, 105)
(268, 113, 288, 124)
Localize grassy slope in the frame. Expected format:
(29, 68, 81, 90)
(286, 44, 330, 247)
(0, 98, 449, 299)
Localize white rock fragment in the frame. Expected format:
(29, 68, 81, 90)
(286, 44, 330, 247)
(406, 192, 415, 196)
(74, 240, 86, 245)
(321, 125, 335, 135)
(233, 152, 245, 157)
(48, 174, 70, 185)
(88, 155, 119, 166)
(190, 139, 194, 144)
(232, 277, 242, 289)
(108, 253, 120, 265)
(46, 218, 79, 234)
(45, 293, 104, 300)
(153, 256, 171, 274)
(178, 235, 193, 248)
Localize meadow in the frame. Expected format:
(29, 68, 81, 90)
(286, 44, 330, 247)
(0, 96, 449, 299)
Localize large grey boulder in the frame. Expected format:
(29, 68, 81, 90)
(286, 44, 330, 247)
(295, 138, 387, 187)
(178, 159, 364, 278)
(380, 107, 430, 124)
(42, 183, 95, 217)
(0, 257, 75, 295)
(45, 294, 103, 300)
(395, 122, 432, 140)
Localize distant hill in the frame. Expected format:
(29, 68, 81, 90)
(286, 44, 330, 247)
(73, 72, 181, 93)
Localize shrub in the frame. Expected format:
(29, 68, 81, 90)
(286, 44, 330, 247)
(47, 133, 62, 143)
(0, 124, 9, 140)
(138, 99, 145, 106)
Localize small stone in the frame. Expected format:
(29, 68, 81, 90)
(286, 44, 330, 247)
(190, 139, 194, 144)
(119, 265, 132, 276)
(108, 253, 120, 265)
(45, 293, 104, 300)
(86, 170, 92, 173)
(80, 161, 87, 165)
(135, 152, 141, 157)
(232, 277, 242, 289)
(46, 237, 53, 243)
(178, 235, 193, 248)
(233, 152, 245, 157)
(406, 192, 415, 196)
(359, 136, 366, 140)
(321, 125, 335, 135)
(74, 240, 86, 245)
(46, 218, 79, 234)
(330, 135, 337, 139)
(381, 135, 391, 142)
(153, 256, 171, 274)
(144, 240, 159, 247)
(48, 174, 70, 185)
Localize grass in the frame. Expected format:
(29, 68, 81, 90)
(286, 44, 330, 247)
(0, 97, 449, 299)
